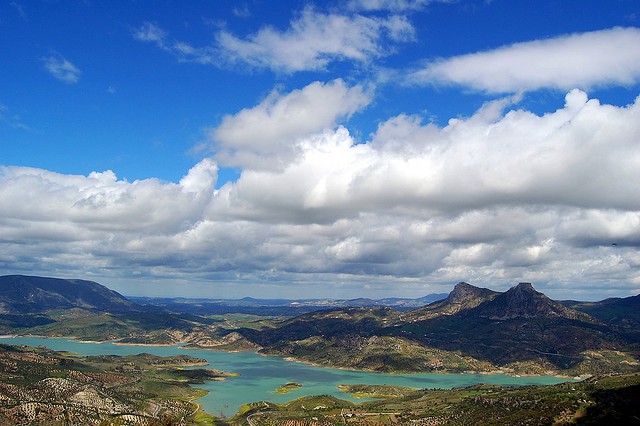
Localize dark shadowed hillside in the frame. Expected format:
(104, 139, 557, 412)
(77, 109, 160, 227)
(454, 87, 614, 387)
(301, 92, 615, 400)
(0, 275, 219, 343)
(239, 282, 640, 375)
(563, 294, 640, 330)
(469, 282, 595, 321)
(0, 275, 136, 314)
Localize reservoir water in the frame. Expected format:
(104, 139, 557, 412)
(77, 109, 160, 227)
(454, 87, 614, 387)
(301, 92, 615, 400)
(0, 337, 571, 418)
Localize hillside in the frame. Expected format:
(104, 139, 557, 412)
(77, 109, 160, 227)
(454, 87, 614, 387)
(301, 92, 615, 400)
(240, 282, 640, 375)
(0, 275, 219, 344)
(563, 294, 640, 331)
(470, 282, 594, 321)
(0, 275, 137, 314)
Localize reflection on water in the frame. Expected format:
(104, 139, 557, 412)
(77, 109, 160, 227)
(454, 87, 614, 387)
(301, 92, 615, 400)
(0, 337, 571, 418)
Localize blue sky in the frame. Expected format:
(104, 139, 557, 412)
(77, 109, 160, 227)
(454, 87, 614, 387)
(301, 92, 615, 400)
(1, 0, 639, 300)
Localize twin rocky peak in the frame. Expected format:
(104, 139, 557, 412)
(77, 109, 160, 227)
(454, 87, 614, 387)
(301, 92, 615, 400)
(412, 281, 593, 322)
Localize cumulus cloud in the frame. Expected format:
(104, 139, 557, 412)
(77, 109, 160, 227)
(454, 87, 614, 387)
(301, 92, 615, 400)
(0, 161, 217, 234)
(411, 27, 640, 93)
(42, 54, 81, 84)
(1, 91, 639, 298)
(210, 79, 371, 170)
(209, 90, 640, 225)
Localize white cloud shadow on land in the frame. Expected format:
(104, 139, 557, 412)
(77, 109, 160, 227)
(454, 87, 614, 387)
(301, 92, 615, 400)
(1, 90, 639, 298)
(411, 27, 640, 93)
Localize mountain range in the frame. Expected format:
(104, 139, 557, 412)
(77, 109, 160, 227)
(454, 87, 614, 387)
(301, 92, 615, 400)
(128, 292, 449, 316)
(0, 274, 638, 376)
(0, 275, 136, 314)
(236, 281, 640, 374)
(0, 275, 217, 341)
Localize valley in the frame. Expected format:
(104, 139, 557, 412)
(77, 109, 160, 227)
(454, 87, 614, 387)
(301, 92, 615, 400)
(0, 274, 638, 424)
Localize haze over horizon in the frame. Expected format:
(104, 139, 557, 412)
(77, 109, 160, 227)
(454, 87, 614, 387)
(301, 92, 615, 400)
(1, 1, 639, 301)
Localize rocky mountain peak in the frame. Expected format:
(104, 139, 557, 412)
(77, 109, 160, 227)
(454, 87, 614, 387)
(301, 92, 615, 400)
(407, 282, 499, 320)
(514, 282, 534, 291)
(445, 282, 499, 307)
(477, 282, 591, 320)
(447, 282, 484, 303)
(504, 282, 540, 305)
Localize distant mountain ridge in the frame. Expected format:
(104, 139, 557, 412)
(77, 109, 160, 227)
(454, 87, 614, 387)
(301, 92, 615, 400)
(239, 282, 640, 374)
(129, 292, 449, 316)
(562, 294, 640, 330)
(0, 275, 136, 314)
(0, 274, 218, 342)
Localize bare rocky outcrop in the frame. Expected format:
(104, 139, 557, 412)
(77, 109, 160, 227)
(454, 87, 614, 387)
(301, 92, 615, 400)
(472, 283, 596, 321)
(406, 282, 499, 320)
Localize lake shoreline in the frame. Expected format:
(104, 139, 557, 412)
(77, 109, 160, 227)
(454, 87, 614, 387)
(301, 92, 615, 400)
(3, 333, 584, 379)
(0, 335, 576, 419)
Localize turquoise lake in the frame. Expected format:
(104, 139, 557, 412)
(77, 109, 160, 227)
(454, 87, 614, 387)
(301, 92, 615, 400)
(0, 337, 572, 418)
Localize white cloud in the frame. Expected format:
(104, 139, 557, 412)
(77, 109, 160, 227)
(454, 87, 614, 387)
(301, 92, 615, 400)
(133, 21, 167, 47)
(0, 103, 30, 130)
(0, 161, 217, 234)
(210, 79, 371, 170)
(42, 54, 81, 84)
(348, 0, 441, 12)
(216, 7, 414, 72)
(232, 3, 251, 18)
(133, 9, 415, 73)
(1, 91, 639, 298)
(207, 90, 640, 226)
(411, 27, 640, 93)
(132, 22, 218, 65)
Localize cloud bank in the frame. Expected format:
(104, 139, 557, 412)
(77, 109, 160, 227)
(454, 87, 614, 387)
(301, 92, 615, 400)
(1, 89, 639, 298)
(412, 27, 640, 93)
